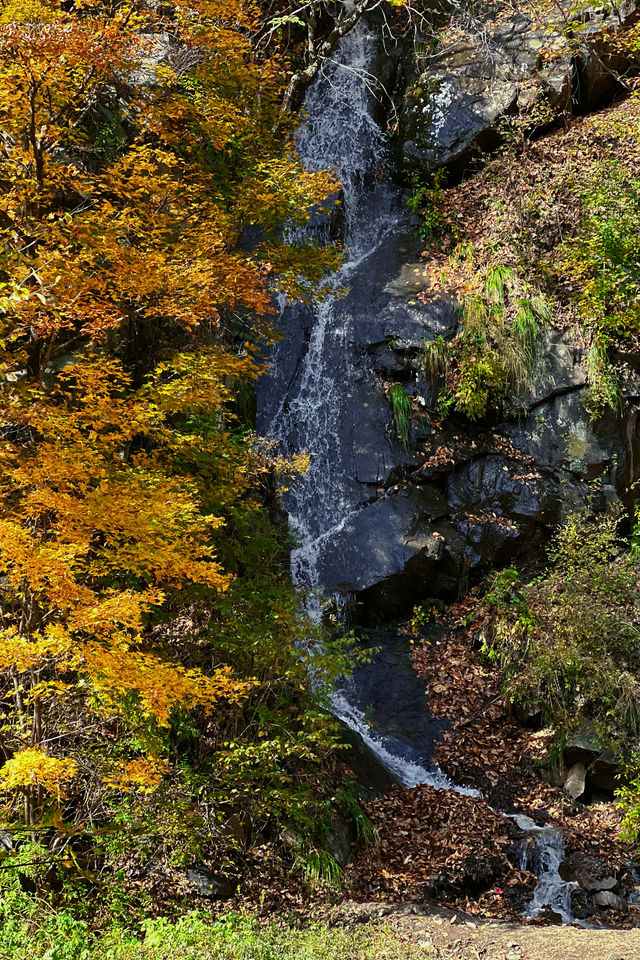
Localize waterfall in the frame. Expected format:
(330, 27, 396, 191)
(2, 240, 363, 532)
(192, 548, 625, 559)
(258, 14, 577, 925)
(262, 15, 478, 799)
(263, 21, 397, 591)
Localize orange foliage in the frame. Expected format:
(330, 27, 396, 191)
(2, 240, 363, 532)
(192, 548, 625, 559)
(0, 0, 336, 817)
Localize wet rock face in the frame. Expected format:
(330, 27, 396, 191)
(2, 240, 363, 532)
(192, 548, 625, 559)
(315, 486, 463, 607)
(399, 2, 639, 176)
(258, 11, 639, 624)
(261, 228, 631, 619)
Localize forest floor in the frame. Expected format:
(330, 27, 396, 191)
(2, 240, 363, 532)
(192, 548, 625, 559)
(340, 600, 638, 929)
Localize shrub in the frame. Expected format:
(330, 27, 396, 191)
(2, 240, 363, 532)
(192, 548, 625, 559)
(478, 510, 640, 740)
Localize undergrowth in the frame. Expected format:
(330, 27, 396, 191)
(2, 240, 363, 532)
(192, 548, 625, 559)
(0, 902, 435, 960)
(474, 508, 640, 845)
(423, 264, 548, 420)
(478, 509, 640, 737)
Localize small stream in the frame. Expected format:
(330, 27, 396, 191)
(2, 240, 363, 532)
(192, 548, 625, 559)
(257, 13, 577, 924)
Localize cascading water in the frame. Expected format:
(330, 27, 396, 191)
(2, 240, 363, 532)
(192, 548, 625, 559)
(512, 815, 579, 924)
(258, 13, 577, 924)
(261, 16, 467, 797)
(263, 22, 398, 595)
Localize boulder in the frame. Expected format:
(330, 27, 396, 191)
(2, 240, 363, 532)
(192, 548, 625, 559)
(564, 730, 620, 794)
(186, 867, 233, 900)
(315, 487, 465, 615)
(560, 851, 619, 893)
(592, 890, 629, 912)
(564, 762, 587, 801)
(516, 330, 587, 410)
(446, 454, 567, 569)
(504, 391, 625, 489)
(401, 12, 570, 175)
(400, 2, 639, 176)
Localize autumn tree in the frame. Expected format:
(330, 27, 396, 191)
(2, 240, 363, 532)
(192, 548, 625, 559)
(0, 0, 339, 836)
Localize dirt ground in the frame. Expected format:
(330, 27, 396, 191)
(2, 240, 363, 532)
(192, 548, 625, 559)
(340, 901, 640, 960)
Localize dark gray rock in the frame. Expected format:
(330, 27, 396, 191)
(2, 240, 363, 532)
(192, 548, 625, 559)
(592, 890, 628, 912)
(446, 454, 567, 568)
(560, 851, 619, 893)
(337, 626, 446, 773)
(400, 3, 639, 176)
(504, 392, 624, 487)
(400, 11, 570, 174)
(517, 329, 587, 410)
(186, 868, 233, 899)
(324, 820, 353, 868)
(316, 487, 464, 610)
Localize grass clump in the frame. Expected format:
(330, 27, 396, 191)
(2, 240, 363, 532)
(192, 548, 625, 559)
(390, 383, 412, 448)
(423, 264, 548, 420)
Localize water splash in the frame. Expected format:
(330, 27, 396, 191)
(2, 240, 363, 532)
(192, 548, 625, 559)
(509, 814, 579, 923)
(524, 827, 578, 924)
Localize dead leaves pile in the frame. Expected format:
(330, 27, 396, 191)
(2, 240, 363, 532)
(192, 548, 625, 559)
(409, 615, 557, 814)
(348, 783, 536, 920)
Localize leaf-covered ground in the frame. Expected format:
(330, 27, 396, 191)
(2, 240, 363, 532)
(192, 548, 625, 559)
(344, 602, 637, 927)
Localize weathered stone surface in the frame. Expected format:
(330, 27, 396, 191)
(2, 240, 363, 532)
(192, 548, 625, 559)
(400, 2, 639, 175)
(564, 762, 587, 801)
(560, 851, 619, 893)
(592, 890, 629, 912)
(505, 392, 625, 487)
(446, 454, 571, 569)
(315, 487, 464, 607)
(324, 820, 353, 867)
(517, 329, 587, 409)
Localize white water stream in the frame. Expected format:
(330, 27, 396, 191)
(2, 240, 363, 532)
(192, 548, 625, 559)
(265, 15, 577, 925)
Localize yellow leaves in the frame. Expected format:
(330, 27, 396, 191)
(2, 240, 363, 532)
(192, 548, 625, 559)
(82, 643, 254, 726)
(0, 748, 77, 796)
(68, 589, 164, 639)
(0, 625, 75, 672)
(148, 348, 259, 416)
(102, 755, 169, 794)
(0, 0, 61, 26)
(0, 0, 339, 367)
